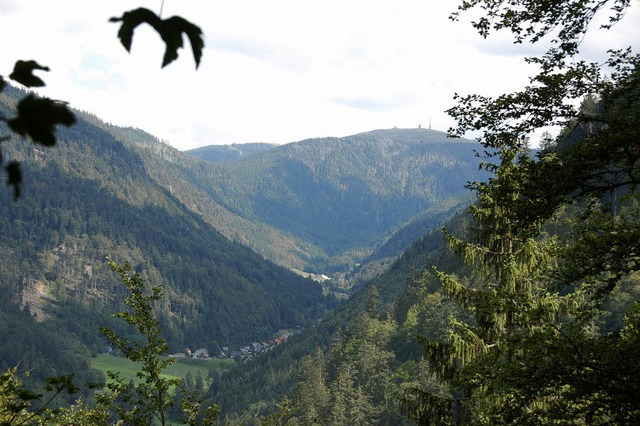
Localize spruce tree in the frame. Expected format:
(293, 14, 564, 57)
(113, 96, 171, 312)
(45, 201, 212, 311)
(404, 0, 640, 423)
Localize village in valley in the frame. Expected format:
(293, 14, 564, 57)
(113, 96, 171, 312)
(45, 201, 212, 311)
(168, 331, 298, 361)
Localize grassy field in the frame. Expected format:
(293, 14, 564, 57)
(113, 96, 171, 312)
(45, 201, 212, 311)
(92, 354, 236, 386)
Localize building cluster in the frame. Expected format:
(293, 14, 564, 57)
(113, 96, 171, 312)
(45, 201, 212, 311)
(309, 273, 331, 282)
(219, 333, 293, 360)
(169, 347, 210, 359)
(167, 332, 296, 361)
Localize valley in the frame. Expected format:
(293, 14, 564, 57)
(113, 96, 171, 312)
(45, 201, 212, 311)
(2, 0, 638, 423)
(0, 81, 488, 422)
(91, 354, 235, 388)
(3, 43, 638, 423)
(0, 83, 483, 384)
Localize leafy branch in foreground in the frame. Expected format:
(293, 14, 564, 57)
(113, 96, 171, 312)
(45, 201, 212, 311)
(100, 259, 180, 426)
(400, 0, 640, 424)
(1, 7, 203, 199)
(100, 259, 219, 426)
(0, 367, 111, 425)
(450, 0, 631, 56)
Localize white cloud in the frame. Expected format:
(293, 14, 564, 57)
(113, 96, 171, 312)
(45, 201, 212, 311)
(0, 1, 637, 150)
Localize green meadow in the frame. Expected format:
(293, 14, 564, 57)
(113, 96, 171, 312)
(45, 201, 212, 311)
(92, 354, 236, 386)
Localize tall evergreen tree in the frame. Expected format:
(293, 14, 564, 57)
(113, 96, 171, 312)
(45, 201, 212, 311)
(403, 0, 640, 424)
(402, 144, 556, 423)
(292, 349, 329, 425)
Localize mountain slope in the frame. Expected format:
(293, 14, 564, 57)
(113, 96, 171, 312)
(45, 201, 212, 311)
(93, 125, 484, 276)
(209, 212, 468, 419)
(75, 116, 325, 271)
(191, 128, 483, 259)
(0, 88, 334, 355)
(1, 87, 482, 406)
(186, 143, 278, 163)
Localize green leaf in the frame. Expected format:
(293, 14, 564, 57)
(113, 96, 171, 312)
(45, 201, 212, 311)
(8, 95, 76, 146)
(110, 8, 204, 69)
(9, 60, 50, 87)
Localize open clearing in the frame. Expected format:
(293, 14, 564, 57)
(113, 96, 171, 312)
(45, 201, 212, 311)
(92, 354, 236, 385)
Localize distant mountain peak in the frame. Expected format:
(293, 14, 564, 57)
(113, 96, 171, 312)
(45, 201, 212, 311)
(352, 127, 465, 143)
(185, 142, 278, 163)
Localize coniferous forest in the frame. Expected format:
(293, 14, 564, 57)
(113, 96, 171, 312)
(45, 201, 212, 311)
(1, 0, 639, 425)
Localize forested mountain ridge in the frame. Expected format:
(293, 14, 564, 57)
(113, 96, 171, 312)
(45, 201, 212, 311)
(189, 128, 483, 261)
(0, 84, 485, 421)
(2, 0, 638, 422)
(209, 212, 465, 420)
(0, 84, 484, 394)
(72, 113, 325, 271)
(95, 119, 484, 275)
(0, 87, 336, 383)
(186, 143, 278, 163)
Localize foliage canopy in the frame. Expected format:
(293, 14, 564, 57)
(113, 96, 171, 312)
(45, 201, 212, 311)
(401, 0, 640, 424)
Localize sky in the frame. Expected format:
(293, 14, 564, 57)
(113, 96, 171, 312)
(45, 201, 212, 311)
(0, 1, 638, 150)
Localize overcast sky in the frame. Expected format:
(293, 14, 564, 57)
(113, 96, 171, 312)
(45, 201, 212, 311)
(1, 1, 638, 150)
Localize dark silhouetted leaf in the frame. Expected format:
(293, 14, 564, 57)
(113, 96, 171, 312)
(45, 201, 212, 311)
(8, 95, 76, 146)
(6, 161, 22, 200)
(110, 8, 161, 52)
(9, 60, 50, 87)
(110, 8, 204, 69)
(159, 16, 204, 68)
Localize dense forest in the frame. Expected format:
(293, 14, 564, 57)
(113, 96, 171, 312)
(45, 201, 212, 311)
(207, 212, 467, 422)
(213, 0, 640, 423)
(0, 84, 341, 398)
(1, 0, 639, 424)
(0, 82, 477, 422)
(199, 129, 481, 256)
(186, 143, 278, 163)
(237, 1, 640, 424)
